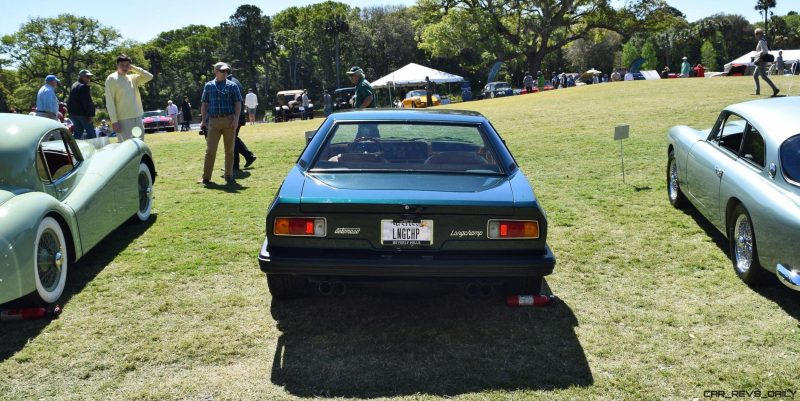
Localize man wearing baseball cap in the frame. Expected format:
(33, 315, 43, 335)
(346, 66, 376, 109)
(198, 61, 242, 185)
(67, 69, 96, 139)
(35, 75, 60, 120)
(105, 54, 153, 141)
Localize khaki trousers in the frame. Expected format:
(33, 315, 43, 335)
(203, 116, 235, 181)
(117, 117, 145, 142)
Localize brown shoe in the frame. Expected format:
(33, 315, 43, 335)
(197, 178, 210, 185)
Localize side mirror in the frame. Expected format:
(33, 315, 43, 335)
(305, 130, 316, 144)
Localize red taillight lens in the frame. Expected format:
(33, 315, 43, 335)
(488, 220, 539, 239)
(273, 217, 326, 236)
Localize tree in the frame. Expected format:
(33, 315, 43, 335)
(1, 14, 120, 98)
(416, 0, 612, 77)
(621, 41, 640, 69)
(220, 5, 276, 97)
(700, 39, 718, 71)
(641, 40, 658, 69)
(324, 15, 349, 89)
(755, 0, 777, 33)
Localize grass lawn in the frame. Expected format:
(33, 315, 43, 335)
(2, 76, 799, 400)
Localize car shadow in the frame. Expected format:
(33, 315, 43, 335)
(269, 281, 593, 398)
(0, 215, 157, 361)
(681, 207, 800, 321)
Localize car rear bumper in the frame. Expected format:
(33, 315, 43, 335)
(776, 264, 800, 291)
(258, 237, 555, 277)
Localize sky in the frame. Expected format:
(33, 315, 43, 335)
(2, 0, 798, 44)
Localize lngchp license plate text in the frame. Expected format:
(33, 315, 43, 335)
(381, 220, 433, 246)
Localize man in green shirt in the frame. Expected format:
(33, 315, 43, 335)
(346, 66, 376, 108)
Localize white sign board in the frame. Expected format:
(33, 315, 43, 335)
(614, 124, 630, 141)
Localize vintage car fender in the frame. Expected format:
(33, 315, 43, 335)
(718, 154, 800, 274)
(0, 190, 79, 304)
(667, 125, 708, 188)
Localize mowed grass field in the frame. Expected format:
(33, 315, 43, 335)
(2, 76, 800, 400)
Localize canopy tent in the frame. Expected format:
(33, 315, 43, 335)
(724, 49, 800, 71)
(371, 63, 464, 88)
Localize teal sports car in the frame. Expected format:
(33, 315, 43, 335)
(0, 114, 156, 305)
(258, 109, 555, 299)
(667, 97, 800, 291)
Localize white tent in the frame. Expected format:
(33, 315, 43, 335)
(371, 63, 464, 88)
(724, 49, 800, 71)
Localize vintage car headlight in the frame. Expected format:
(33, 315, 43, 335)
(273, 217, 326, 237)
(487, 219, 539, 239)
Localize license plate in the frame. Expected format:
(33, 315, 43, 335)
(381, 220, 433, 246)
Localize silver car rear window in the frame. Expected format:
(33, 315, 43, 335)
(781, 134, 800, 185)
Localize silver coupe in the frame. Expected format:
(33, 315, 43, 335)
(667, 97, 800, 291)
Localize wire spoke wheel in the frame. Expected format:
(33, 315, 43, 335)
(33, 216, 68, 304)
(733, 214, 754, 274)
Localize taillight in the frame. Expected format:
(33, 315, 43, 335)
(273, 217, 326, 237)
(487, 219, 539, 239)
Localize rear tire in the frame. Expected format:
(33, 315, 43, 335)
(728, 204, 768, 286)
(504, 277, 543, 295)
(667, 150, 688, 208)
(267, 274, 308, 299)
(33, 217, 68, 305)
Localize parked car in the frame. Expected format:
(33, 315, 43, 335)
(258, 109, 556, 299)
(273, 90, 313, 122)
(478, 82, 514, 99)
(667, 97, 800, 291)
(333, 87, 355, 111)
(0, 114, 156, 305)
(401, 89, 441, 108)
(143, 110, 176, 133)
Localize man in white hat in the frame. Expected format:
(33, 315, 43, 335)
(680, 56, 691, 78)
(166, 100, 179, 131)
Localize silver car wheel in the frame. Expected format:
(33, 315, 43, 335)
(136, 162, 153, 221)
(34, 216, 68, 304)
(733, 213, 754, 274)
(668, 158, 679, 201)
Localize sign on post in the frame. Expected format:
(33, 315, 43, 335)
(614, 124, 630, 183)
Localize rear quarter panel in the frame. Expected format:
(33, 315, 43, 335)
(0, 192, 79, 304)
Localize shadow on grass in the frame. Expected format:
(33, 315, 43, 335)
(682, 207, 800, 321)
(269, 281, 593, 398)
(0, 215, 157, 361)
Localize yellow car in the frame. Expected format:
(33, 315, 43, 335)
(401, 90, 440, 108)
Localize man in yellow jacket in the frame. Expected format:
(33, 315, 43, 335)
(105, 54, 152, 141)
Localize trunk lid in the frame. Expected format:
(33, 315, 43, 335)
(300, 172, 515, 215)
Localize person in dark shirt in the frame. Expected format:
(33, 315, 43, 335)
(67, 70, 97, 139)
(180, 96, 192, 131)
(226, 72, 257, 171)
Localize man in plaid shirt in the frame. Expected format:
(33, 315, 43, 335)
(199, 61, 242, 185)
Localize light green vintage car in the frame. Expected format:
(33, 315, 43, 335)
(0, 114, 156, 305)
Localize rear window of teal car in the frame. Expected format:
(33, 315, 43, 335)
(311, 122, 503, 174)
(782, 134, 800, 185)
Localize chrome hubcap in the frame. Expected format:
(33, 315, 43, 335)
(669, 160, 679, 200)
(734, 214, 753, 273)
(138, 172, 152, 212)
(37, 229, 63, 291)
